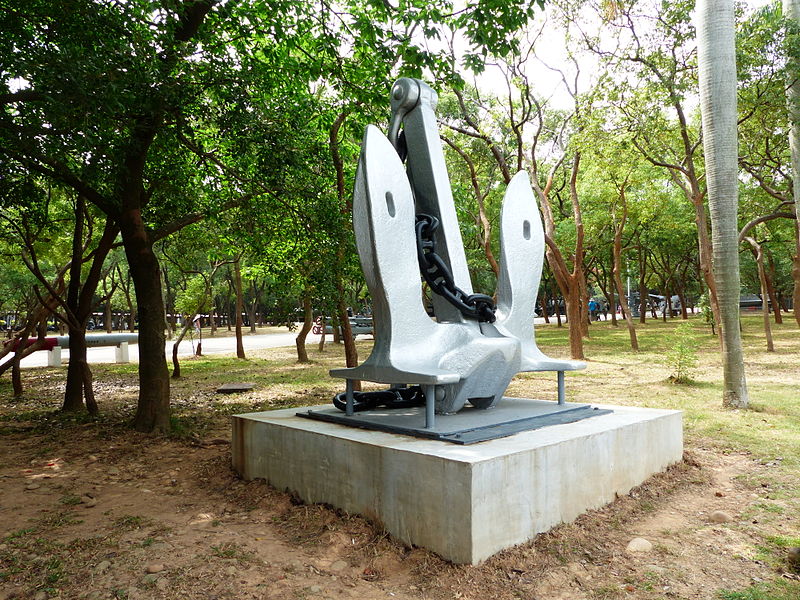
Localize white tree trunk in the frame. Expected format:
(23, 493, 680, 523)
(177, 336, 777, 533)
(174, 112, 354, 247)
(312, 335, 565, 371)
(784, 0, 800, 327)
(696, 0, 749, 408)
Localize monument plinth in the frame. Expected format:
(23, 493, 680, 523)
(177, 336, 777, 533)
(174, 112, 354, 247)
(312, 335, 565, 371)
(232, 404, 682, 564)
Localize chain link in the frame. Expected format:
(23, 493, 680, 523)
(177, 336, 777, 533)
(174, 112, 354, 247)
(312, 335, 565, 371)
(415, 214, 497, 323)
(333, 386, 426, 412)
(394, 125, 495, 323)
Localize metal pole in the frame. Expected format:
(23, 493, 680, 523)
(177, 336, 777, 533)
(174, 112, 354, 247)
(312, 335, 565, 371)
(423, 384, 436, 429)
(345, 380, 355, 416)
(557, 371, 565, 405)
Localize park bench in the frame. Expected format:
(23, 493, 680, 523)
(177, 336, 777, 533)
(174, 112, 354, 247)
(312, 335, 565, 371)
(313, 316, 374, 339)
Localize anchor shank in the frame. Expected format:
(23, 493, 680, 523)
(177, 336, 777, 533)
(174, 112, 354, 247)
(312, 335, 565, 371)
(391, 78, 475, 325)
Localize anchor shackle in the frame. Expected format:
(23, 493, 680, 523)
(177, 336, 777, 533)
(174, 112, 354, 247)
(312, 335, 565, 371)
(388, 78, 438, 151)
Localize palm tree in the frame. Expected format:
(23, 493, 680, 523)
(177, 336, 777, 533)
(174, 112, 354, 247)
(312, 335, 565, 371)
(784, 0, 800, 327)
(696, 0, 749, 408)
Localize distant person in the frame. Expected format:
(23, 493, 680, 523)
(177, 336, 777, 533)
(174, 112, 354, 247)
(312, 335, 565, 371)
(602, 301, 609, 321)
(588, 299, 598, 321)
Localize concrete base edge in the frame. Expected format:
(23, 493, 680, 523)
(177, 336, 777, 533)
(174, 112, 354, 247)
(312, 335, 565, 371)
(232, 403, 683, 564)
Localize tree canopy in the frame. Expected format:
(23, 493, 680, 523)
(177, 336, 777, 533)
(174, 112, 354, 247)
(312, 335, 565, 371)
(2, 0, 797, 426)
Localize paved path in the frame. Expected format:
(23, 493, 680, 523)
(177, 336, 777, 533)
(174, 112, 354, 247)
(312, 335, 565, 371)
(14, 313, 609, 370)
(15, 329, 324, 369)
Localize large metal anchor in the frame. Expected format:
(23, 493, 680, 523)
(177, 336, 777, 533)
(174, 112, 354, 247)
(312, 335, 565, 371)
(330, 78, 584, 428)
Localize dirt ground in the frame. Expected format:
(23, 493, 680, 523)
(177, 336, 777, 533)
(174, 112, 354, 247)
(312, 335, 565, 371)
(1, 356, 799, 600)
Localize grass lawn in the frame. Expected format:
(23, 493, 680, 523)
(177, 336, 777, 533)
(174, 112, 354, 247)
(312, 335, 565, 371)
(1, 312, 798, 599)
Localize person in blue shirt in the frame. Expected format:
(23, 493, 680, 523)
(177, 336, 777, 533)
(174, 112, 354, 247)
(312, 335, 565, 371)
(588, 299, 598, 321)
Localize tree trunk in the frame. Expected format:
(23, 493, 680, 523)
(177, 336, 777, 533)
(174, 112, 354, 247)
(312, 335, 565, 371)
(612, 204, 638, 350)
(62, 332, 98, 415)
(678, 288, 689, 319)
(248, 300, 258, 333)
(332, 313, 341, 344)
(784, 0, 800, 327)
(64, 195, 90, 413)
(613, 271, 639, 351)
(171, 315, 196, 378)
(540, 290, 550, 324)
(12, 359, 22, 397)
(765, 251, 783, 324)
(745, 238, 775, 352)
(571, 154, 589, 342)
(295, 295, 313, 363)
(535, 154, 586, 359)
(7, 328, 40, 397)
(82, 361, 98, 415)
(555, 294, 562, 327)
(126, 292, 136, 333)
(792, 224, 800, 326)
(248, 280, 259, 333)
(162, 266, 174, 339)
(318, 316, 327, 351)
(120, 208, 171, 433)
(338, 299, 357, 366)
(564, 283, 584, 360)
(692, 197, 722, 334)
(234, 259, 245, 359)
(336, 288, 359, 389)
(61, 204, 115, 415)
(608, 274, 618, 326)
(578, 269, 590, 337)
(638, 249, 648, 324)
(697, 0, 749, 408)
(105, 302, 113, 333)
(63, 327, 89, 412)
(758, 260, 775, 352)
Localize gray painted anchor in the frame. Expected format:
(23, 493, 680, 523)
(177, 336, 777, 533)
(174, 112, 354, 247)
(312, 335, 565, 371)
(330, 78, 584, 428)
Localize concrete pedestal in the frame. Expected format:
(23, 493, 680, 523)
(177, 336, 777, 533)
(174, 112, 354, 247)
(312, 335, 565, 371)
(47, 347, 61, 367)
(232, 403, 682, 564)
(114, 341, 129, 363)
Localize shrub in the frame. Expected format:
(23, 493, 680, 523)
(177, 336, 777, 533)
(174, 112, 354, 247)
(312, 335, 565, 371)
(666, 322, 699, 383)
(698, 292, 716, 335)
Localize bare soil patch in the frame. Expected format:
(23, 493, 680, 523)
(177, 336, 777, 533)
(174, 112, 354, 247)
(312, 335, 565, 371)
(1, 420, 795, 599)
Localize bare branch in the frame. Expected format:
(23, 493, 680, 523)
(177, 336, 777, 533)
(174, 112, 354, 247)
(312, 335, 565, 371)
(738, 211, 796, 242)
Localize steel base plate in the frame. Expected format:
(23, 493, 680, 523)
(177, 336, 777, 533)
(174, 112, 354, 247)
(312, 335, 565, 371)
(298, 398, 612, 444)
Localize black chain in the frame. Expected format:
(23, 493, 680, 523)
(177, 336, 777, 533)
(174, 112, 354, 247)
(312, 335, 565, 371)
(415, 214, 497, 323)
(394, 127, 494, 323)
(333, 386, 426, 412)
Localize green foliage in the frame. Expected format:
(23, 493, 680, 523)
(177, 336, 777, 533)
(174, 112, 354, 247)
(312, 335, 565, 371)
(665, 322, 699, 383)
(174, 275, 211, 318)
(457, 0, 543, 71)
(698, 292, 716, 332)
